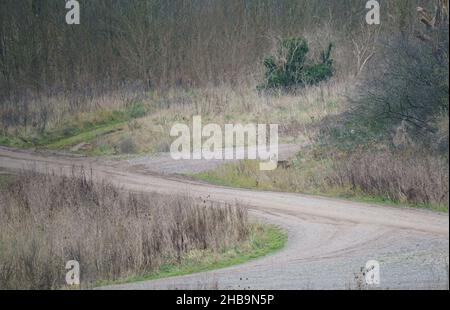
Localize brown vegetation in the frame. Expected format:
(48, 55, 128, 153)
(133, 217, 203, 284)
(197, 147, 449, 210)
(0, 170, 248, 289)
(0, 1, 448, 211)
(330, 149, 449, 206)
(0, 0, 426, 132)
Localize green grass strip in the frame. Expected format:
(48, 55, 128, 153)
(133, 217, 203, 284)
(95, 224, 287, 288)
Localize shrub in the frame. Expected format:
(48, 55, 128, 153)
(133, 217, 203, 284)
(349, 35, 448, 138)
(259, 38, 334, 91)
(126, 101, 147, 119)
(344, 2, 449, 149)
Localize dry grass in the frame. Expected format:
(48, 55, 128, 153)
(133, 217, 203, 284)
(0, 170, 249, 289)
(196, 147, 449, 211)
(0, 79, 350, 156)
(330, 149, 449, 207)
(1, 0, 366, 137)
(112, 80, 347, 153)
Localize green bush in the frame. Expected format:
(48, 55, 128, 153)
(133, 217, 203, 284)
(126, 101, 147, 119)
(259, 38, 334, 91)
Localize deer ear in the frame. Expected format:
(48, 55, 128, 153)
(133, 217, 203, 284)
(418, 8, 435, 29)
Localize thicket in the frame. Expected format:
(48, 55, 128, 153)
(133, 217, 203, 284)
(0, 0, 422, 98)
(330, 1, 449, 152)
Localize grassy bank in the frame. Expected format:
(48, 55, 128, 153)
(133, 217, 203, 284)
(96, 224, 286, 288)
(194, 150, 449, 213)
(0, 82, 347, 156)
(0, 101, 146, 154)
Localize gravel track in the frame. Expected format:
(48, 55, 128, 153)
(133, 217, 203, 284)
(0, 146, 448, 290)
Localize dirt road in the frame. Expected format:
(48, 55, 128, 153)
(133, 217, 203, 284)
(0, 146, 448, 289)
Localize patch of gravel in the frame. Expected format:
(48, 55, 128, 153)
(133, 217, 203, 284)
(127, 153, 234, 174)
(126, 144, 303, 175)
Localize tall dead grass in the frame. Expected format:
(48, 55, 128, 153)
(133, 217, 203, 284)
(198, 147, 449, 210)
(0, 170, 248, 289)
(330, 149, 449, 207)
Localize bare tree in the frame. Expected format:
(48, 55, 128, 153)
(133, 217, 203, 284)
(352, 25, 380, 77)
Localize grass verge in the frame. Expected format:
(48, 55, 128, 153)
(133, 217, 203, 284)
(95, 224, 287, 288)
(0, 102, 146, 152)
(194, 157, 448, 213)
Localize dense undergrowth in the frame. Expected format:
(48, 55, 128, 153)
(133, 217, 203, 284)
(0, 170, 285, 289)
